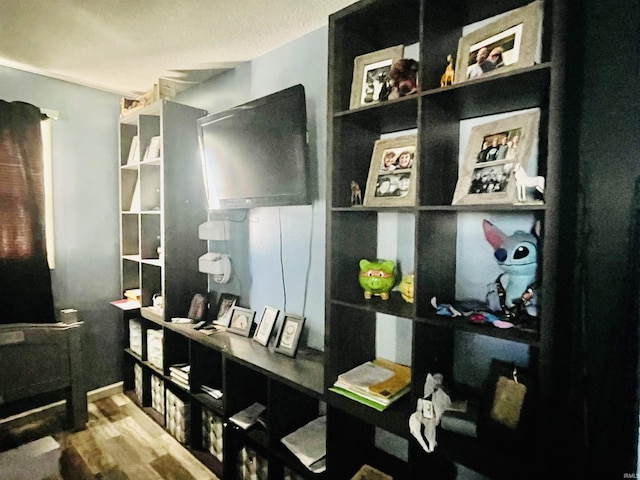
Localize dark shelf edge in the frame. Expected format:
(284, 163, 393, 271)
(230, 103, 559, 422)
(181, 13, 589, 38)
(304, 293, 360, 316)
(329, 299, 540, 346)
(331, 203, 547, 212)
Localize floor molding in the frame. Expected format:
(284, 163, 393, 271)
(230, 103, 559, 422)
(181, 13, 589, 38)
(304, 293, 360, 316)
(0, 382, 123, 430)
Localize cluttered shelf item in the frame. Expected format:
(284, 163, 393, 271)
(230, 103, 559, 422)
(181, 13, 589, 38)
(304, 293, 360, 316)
(330, 358, 410, 412)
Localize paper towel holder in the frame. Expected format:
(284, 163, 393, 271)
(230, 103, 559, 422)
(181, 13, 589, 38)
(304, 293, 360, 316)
(199, 253, 231, 284)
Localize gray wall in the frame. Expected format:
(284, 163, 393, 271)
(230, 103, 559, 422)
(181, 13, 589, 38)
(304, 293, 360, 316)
(0, 66, 122, 391)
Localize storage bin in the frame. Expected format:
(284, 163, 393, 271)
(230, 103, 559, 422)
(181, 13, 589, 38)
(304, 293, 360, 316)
(237, 446, 268, 480)
(134, 363, 143, 404)
(129, 319, 142, 356)
(151, 374, 165, 415)
(146, 329, 163, 369)
(201, 408, 224, 462)
(165, 389, 190, 444)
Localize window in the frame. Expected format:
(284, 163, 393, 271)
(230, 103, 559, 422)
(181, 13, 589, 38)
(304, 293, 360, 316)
(41, 110, 56, 268)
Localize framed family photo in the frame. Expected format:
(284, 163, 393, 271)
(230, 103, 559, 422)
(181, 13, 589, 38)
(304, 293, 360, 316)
(253, 306, 279, 346)
(274, 314, 305, 358)
(227, 306, 255, 337)
(350, 45, 404, 109)
(212, 293, 238, 327)
(363, 134, 417, 207)
(452, 108, 540, 206)
(454, 0, 543, 84)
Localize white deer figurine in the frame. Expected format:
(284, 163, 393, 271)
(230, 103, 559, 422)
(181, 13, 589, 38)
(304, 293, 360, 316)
(513, 162, 545, 202)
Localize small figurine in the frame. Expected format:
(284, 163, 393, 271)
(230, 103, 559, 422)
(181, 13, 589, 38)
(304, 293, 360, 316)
(350, 180, 362, 205)
(513, 163, 545, 203)
(359, 259, 396, 300)
(397, 272, 415, 303)
(440, 54, 455, 87)
(483, 219, 539, 318)
(389, 58, 419, 99)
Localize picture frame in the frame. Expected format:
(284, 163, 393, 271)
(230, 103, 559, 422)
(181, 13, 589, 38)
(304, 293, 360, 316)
(454, 0, 544, 84)
(144, 135, 161, 160)
(274, 314, 305, 358)
(187, 293, 208, 321)
(227, 306, 256, 337)
(126, 136, 139, 165)
(452, 109, 541, 206)
(350, 45, 404, 109)
(253, 306, 280, 346)
(363, 134, 418, 207)
(213, 293, 238, 327)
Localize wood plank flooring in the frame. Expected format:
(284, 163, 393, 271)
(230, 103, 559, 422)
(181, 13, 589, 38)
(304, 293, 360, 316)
(2, 393, 219, 480)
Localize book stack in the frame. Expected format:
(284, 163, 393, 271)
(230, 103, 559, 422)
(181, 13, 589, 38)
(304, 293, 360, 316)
(281, 416, 327, 473)
(330, 358, 411, 412)
(201, 385, 223, 401)
(169, 363, 190, 390)
(229, 402, 266, 430)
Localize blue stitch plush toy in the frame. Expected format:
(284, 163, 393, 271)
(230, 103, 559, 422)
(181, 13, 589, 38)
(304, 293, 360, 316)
(482, 219, 539, 318)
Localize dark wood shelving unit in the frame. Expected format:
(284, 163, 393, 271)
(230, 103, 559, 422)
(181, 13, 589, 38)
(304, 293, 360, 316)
(325, 0, 574, 478)
(118, 307, 325, 479)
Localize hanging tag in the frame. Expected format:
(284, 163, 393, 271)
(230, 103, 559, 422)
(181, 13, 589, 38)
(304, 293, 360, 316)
(490, 375, 527, 429)
(422, 399, 434, 419)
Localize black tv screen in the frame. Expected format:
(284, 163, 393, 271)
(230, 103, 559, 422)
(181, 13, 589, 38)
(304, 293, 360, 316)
(197, 84, 310, 209)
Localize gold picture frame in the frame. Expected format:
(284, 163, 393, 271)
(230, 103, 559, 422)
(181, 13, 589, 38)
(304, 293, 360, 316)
(363, 134, 418, 207)
(350, 45, 404, 109)
(454, 0, 544, 84)
(451, 109, 541, 206)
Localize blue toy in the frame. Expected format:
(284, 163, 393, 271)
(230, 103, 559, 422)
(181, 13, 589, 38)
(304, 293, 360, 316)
(482, 219, 539, 317)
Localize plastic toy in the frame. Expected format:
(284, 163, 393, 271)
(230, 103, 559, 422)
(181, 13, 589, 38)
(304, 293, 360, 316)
(513, 162, 545, 202)
(440, 54, 455, 87)
(397, 272, 415, 303)
(359, 259, 396, 300)
(350, 180, 362, 205)
(482, 219, 539, 317)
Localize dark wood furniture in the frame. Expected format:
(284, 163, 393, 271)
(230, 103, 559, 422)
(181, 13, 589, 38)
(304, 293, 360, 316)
(324, 0, 575, 478)
(122, 307, 324, 479)
(118, 100, 208, 317)
(0, 322, 87, 431)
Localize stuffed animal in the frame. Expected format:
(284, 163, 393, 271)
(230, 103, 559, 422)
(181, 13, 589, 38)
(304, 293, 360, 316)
(482, 219, 539, 317)
(359, 259, 396, 300)
(389, 58, 419, 99)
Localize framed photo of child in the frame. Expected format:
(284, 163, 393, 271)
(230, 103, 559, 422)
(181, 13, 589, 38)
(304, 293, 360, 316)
(363, 134, 417, 207)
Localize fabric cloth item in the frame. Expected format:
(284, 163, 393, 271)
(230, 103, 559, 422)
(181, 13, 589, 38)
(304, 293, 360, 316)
(0, 100, 55, 324)
(409, 373, 451, 453)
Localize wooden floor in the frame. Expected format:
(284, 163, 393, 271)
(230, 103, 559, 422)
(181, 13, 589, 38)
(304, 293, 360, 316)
(1, 393, 219, 480)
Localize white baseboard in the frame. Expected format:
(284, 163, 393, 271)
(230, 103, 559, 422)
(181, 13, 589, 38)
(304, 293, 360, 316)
(0, 382, 124, 430)
(87, 382, 124, 403)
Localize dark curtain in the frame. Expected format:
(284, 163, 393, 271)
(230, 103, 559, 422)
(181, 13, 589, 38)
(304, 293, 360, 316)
(0, 100, 55, 324)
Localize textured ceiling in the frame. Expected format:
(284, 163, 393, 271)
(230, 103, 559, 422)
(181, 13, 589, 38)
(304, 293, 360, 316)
(0, 0, 360, 96)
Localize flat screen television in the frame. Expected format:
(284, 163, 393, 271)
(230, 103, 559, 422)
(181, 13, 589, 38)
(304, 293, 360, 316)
(197, 84, 310, 210)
